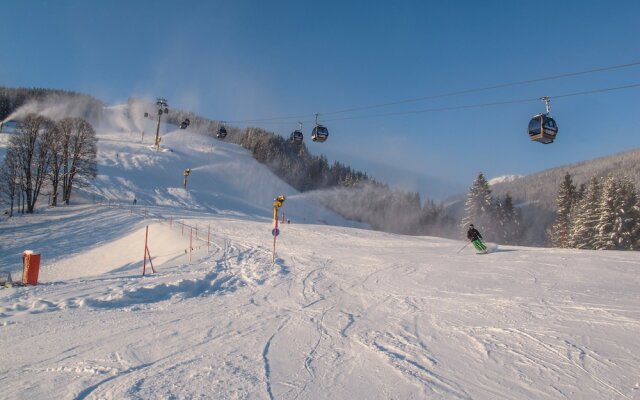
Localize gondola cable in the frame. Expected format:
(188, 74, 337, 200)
(224, 60, 640, 124)
(281, 83, 640, 124)
(205, 82, 639, 145)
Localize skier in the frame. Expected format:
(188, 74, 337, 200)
(467, 224, 488, 253)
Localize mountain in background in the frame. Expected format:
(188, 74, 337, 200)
(490, 149, 640, 208)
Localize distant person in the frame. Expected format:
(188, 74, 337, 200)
(466, 224, 487, 253)
(133, 198, 137, 206)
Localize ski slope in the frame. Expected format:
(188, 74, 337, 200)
(1, 106, 639, 399)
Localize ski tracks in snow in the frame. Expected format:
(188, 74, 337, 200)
(504, 328, 631, 399)
(257, 254, 340, 399)
(262, 316, 292, 400)
(367, 333, 472, 400)
(6, 212, 639, 399)
(303, 305, 335, 380)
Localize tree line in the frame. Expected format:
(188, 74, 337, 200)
(549, 173, 640, 250)
(1, 86, 103, 122)
(229, 127, 460, 236)
(1, 114, 98, 215)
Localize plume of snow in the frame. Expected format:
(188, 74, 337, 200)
(2, 94, 102, 124)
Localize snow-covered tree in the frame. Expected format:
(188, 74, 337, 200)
(569, 177, 602, 249)
(613, 178, 640, 250)
(594, 175, 618, 249)
(550, 173, 576, 247)
(496, 193, 521, 244)
(462, 173, 494, 237)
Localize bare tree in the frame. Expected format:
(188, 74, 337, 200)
(0, 148, 20, 216)
(9, 114, 55, 213)
(57, 118, 97, 205)
(48, 121, 68, 206)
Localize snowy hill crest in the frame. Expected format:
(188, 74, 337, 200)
(488, 175, 523, 185)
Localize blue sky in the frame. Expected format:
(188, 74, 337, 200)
(2, 0, 639, 199)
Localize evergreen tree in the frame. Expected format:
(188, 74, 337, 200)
(614, 178, 640, 249)
(550, 173, 576, 247)
(462, 173, 494, 237)
(498, 193, 521, 244)
(569, 177, 602, 249)
(493, 196, 507, 243)
(594, 175, 618, 249)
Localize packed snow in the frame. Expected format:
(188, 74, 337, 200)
(1, 107, 639, 399)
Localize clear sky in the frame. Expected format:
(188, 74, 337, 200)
(2, 0, 640, 199)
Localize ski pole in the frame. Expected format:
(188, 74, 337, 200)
(456, 241, 471, 254)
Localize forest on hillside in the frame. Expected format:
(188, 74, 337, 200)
(490, 149, 640, 209)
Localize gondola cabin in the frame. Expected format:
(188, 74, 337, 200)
(289, 130, 304, 145)
(528, 113, 558, 144)
(311, 125, 329, 142)
(217, 126, 227, 139)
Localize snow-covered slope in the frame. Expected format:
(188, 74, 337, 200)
(84, 107, 358, 226)
(1, 105, 639, 399)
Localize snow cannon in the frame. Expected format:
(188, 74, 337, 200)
(183, 168, 191, 188)
(273, 195, 286, 209)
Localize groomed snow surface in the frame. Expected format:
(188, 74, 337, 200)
(1, 113, 639, 399)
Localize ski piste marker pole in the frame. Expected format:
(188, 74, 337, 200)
(272, 215, 278, 263)
(272, 195, 286, 264)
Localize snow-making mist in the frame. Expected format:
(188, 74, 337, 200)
(1, 102, 639, 399)
(1, 94, 102, 125)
